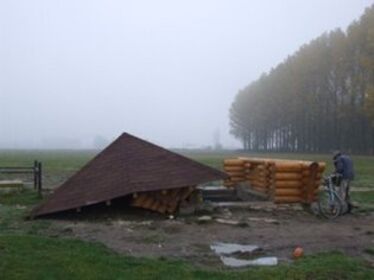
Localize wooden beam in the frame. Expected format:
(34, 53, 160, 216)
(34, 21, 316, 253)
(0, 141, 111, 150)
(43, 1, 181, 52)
(143, 196, 154, 209)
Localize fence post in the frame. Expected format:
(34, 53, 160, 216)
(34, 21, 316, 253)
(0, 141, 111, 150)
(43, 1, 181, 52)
(33, 160, 38, 190)
(38, 162, 42, 196)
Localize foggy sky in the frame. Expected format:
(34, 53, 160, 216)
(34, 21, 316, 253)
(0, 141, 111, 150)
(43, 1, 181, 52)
(0, 0, 372, 149)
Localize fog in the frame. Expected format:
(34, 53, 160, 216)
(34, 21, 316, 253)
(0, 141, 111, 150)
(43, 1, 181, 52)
(0, 1, 372, 149)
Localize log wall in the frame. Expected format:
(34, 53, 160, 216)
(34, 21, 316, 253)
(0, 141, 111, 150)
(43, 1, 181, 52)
(223, 157, 326, 204)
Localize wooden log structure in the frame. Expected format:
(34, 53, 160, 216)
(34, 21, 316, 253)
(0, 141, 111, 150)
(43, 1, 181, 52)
(130, 186, 195, 214)
(275, 172, 303, 180)
(274, 196, 302, 203)
(223, 156, 326, 204)
(223, 158, 247, 188)
(224, 166, 244, 172)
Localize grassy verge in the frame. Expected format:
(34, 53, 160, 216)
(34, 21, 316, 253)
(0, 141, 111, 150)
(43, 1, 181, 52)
(0, 234, 372, 280)
(0, 189, 49, 236)
(0, 189, 42, 206)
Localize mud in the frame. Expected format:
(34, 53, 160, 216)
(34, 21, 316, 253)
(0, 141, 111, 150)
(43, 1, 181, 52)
(45, 206, 374, 267)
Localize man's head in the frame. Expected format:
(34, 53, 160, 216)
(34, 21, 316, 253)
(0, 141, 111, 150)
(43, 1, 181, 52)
(333, 150, 342, 160)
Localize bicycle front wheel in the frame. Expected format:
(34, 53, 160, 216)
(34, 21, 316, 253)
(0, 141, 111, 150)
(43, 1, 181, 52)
(318, 190, 343, 219)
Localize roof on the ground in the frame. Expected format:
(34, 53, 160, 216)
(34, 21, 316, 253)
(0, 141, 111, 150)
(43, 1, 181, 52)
(32, 132, 228, 217)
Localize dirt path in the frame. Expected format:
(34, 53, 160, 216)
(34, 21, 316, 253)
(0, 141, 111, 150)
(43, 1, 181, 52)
(47, 208, 374, 267)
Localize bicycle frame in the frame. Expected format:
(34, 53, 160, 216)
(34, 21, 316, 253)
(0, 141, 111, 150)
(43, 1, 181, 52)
(318, 174, 344, 218)
(324, 176, 339, 206)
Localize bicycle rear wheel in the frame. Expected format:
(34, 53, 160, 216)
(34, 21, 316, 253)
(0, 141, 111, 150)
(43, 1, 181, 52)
(318, 190, 343, 219)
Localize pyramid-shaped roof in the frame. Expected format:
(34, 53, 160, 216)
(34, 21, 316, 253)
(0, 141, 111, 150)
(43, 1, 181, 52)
(32, 133, 228, 217)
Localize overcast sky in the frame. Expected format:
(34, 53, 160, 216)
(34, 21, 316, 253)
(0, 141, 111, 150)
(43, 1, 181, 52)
(0, 0, 372, 149)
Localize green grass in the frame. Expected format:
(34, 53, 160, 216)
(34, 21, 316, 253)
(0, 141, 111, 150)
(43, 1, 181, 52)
(0, 189, 49, 236)
(0, 150, 96, 188)
(0, 234, 372, 280)
(351, 191, 374, 204)
(0, 150, 95, 172)
(351, 191, 374, 211)
(0, 189, 42, 206)
(0, 189, 43, 231)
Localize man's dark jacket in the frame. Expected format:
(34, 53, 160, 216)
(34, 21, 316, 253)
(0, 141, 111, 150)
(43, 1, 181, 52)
(334, 154, 354, 180)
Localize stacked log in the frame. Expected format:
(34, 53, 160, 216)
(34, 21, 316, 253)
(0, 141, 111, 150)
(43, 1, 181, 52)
(269, 160, 325, 203)
(223, 157, 326, 204)
(223, 159, 247, 188)
(242, 158, 272, 196)
(301, 162, 325, 203)
(130, 186, 195, 214)
(270, 162, 305, 203)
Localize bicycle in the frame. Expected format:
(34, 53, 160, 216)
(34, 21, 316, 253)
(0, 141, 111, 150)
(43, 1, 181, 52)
(318, 174, 345, 219)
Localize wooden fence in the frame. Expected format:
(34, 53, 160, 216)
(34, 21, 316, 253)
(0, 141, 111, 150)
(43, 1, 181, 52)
(0, 160, 42, 195)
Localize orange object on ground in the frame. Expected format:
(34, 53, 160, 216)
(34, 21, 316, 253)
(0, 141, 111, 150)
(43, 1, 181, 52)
(293, 246, 304, 259)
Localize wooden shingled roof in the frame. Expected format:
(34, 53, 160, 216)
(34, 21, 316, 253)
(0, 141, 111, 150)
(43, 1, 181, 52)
(32, 132, 228, 217)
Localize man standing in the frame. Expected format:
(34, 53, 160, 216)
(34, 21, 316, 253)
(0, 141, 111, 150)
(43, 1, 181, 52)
(333, 151, 355, 213)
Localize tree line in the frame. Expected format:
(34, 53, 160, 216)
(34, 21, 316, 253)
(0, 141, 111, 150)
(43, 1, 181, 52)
(230, 5, 374, 154)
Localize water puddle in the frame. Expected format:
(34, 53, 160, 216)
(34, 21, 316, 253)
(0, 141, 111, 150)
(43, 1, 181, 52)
(210, 242, 278, 267)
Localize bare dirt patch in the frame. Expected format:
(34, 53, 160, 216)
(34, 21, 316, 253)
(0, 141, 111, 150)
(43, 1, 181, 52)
(45, 206, 374, 267)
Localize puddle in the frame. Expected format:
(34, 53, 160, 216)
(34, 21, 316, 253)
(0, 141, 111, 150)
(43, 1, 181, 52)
(220, 256, 278, 267)
(210, 242, 278, 267)
(210, 242, 259, 255)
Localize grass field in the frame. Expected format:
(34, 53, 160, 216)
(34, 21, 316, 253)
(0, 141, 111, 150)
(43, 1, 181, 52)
(0, 150, 373, 279)
(0, 149, 373, 189)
